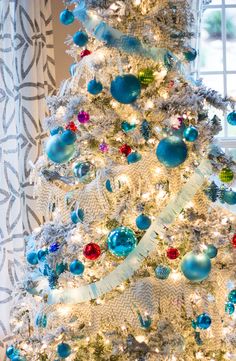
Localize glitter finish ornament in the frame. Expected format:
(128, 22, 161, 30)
(57, 343, 71, 358)
(227, 111, 236, 126)
(107, 226, 137, 257)
(228, 289, 236, 303)
(181, 251, 211, 282)
(78, 110, 90, 124)
(120, 144, 132, 156)
(110, 74, 141, 104)
(183, 126, 198, 142)
(183, 47, 197, 62)
(73, 30, 88, 46)
(223, 190, 236, 205)
(138, 68, 155, 85)
(136, 214, 151, 230)
(83, 243, 101, 260)
(80, 49, 91, 58)
(46, 134, 75, 164)
(99, 141, 109, 153)
(27, 252, 38, 265)
(87, 79, 103, 95)
(225, 301, 235, 315)
(59, 9, 74, 25)
(166, 247, 180, 260)
(73, 162, 96, 183)
(155, 265, 171, 279)
(204, 244, 218, 259)
(127, 151, 142, 164)
(231, 234, 236, 248)
(61, 129, 77, 145)
(196, 313, 211, 329)
(69, 260, 85, 275)
(156, 136, 188, 168)
(219, 168, 234, 183)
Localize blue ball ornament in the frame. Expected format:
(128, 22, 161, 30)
(183, 126, 198, 142)
(181, 251, 211, 282)
(87, 79, 103, 95)
(223, 190, 236, 205)
(183, 47, 197, 62)
(73, 30, 88, 46)
(228, 289, 236, 303)
(37, 249, 48, 262)
(73, 162, 96, 183)
(196, 313, 211, 330)
(127, 152, 142, 164)
(49, 242, 60, 253)
(155, 265, 171, 280)
(46, 134, 75, 164)
(71, 208, 84, 224)
(59, 9, 74, 25)
(110, 74, 141, 104)
(225, 301, 235, 315)
(61, 130, 76, 145)
(227, 111, 236, 126)
(27, 251, 38, 265)
(57, 343, 71, 358)
(136, 214, 151, 230)
(204, 244, 218, 259)
(107, 226, 137, 257)
(69, 260, 85, 275)
(50, 126, 63, 136)
(156, 136, 188, 168)
(6, 345, 18, 359)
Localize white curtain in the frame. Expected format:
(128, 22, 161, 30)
(0, 0, 55, 356)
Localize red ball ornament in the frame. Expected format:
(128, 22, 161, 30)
(166, 247, 180, 260)
(119, 144, 132, 157)
(83, 243, 101, 260)
(231, 234, 236, 248)
(80, 49, 91, 58)
(65, 121, 78, 132)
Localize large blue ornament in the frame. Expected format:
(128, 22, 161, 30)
(225, 301, 235, 315)
(156, 136, 188, 168)
(107, 226, 137, 257)
(196, 313, 211, 330)
(87, 79, 103, 95)
(223, 190, 236, 205)
(136, 214, 151, 230)
(181, 251, 211, 282)
(110, 74, 141, 104)
(183, 47, 197, 62)
(204, 244, 218, 259)
(73, 30, 89, 46)
(57, 343, 71, 358)
(73, 162, 96, 183)
(228, 289, 236, 303)
(155, 265, 171, 280)
(61, 130, 76, 145)
(46, 134, 75, 164)
(71, 208, 84, 224)
(59, 9, 74, 25)
(227, 111, 236, 126)
(26, 251, 38, 265)
(127, 152, 142, 164)
(69, 260, 85, 275)
(183, 126, 198, 142)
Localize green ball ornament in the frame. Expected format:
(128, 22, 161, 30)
(219, 168, 234, 183)
(138, 68, 155, 85)
(228, 289, 236, 303)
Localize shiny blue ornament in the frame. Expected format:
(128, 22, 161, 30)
(27, 251, 38, 265)
(120, 35, 141, 53)
(73, 162, 96, 183)
(183, 126, 198, 142)
(181, 251, 211, 282)
(127, 152, 142, 164)
(71, 208, 84, 224)
(61, 130, 76, 145)
(87, 79, 103, 95)
(59, 9, 74, 25)
(228, 289, 236, 303)
(69, 62, 77, 76)
(69, 260, 85, 275)
(46, 134, 75, 164)
(184, 47, 197, 62)
(6, 346, 19, 359)
(57, 343, 71, 358)
(227, 111, 236, 126)
(223, 190, 236, 205)
(136, 214, 151, 230)
(107, 226, 137, 257)
(36, 313, 47, 328)
(105, 179, 113, 192)
(138, 312, 152, 329)
(73, 30, 88, 46)
(110, 74, 141, 104)
(49, 242, 60, 253)
(225, 301, 235, 315)
(121, 121, 136, 132)
(155, 265, 171, 280)
(156, 136, 188, 168)
(196, 313, 211, 330)
(204, 244, 218, 259)
(37, 249, 48, 262)
(50, 126, 63, 136)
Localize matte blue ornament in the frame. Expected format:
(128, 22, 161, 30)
(36, 313, 47, 328)
(73, 30, 88, 46)
(59, 9, 74, 25)
(196, 313, 211, 330)
(223, 190, 236, 205)
(127, 152, 142, 164)
(120, 35, 141, 53)
(225, 301, 235, 315)
(69, 260, 85, 275)
(61, 130, 77, 145)
(136, 214, 151, 230)
(155, 265, 171, 280)
(69, 62, 77, 76)
(228, 289, 236, 303)
(26, 251, 38, 265)
(71, 208, 84, 224)
(105, 179, 113, 192)
(107, 226, 137, 257)
(6, 345, 19, 359)
(46, 134, 75, 164)
(110, 74, 141, 104)
(204, 244, 218, 259)
(227, 111, 236, 126)
(156, 136, 188, 168)
(184, 47, 197, 62)
(49, 242, 60, 253)
(73, 162, 96, 183)
(181, 251, 211, 282)
(87, 79, 103, 95)
(50, 126, 63, 136)
(57, 343, 71, 358)
(121, 121, 136, 132)
(37, 249, 48, 262)
(183, 126, 198, 142)
(138, 312, 152, 329)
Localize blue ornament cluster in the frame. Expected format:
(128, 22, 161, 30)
(225, 289, 236, 315)
(6, 345, 26, 361)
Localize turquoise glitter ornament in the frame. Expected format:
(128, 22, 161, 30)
(61, 130, 76, 145)
(107, 226, 137, 257)
(110, 74, 141, 104)
(223, 190, 236, 205)
(73, 162, 96, 183)
(57, 343, 71, 358)
(87, 79, 103, 95)
(204, 244, 218, 259)
(183, 126, 198, 142)
(71, 208, 84, 224)
(181, 252, 211, 282)
(196, 313, 211, 330)
(73, 30, 89, 46)
(155, 265, 171, 280)
(183, 47, 197, 62)
(50, 126, 63, 136)
(27, 251, 38, 265)
(69, 260, 85, 275)
(225, 301, 235, 315)
(227, 111, 236, 126)
(59, 9, 74, 25)
(35, 313, 47, 328)
(121, 121, 136, 132)
(46, 134, 75, 164)
(156, 136, 188, 168)
(228, 289, 236, 303)
(127, 152, 142, 164)
(136, 214, 151, 230)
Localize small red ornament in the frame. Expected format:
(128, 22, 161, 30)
(65, 121, 78, 132)
(80, 49, 91, 58)
(119, 144, 132, 157)
(83, 243, 101, 260)
(231, 234, 236, 248)
(166, 247, 180, 260)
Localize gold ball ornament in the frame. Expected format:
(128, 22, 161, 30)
(138, 68, 155, 85)
(219, 168, 234, 183)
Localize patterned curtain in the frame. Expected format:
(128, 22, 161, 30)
(0, 0, 55, 355)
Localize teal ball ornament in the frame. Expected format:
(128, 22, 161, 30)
(61, 130, 76, 145)
(196, 313, 211, 330)
(57, 343, 71, 358)
(204, 244, 218, 259)
(27, 251, 38, 265)
(87, 79, 103, 95)
(71, 208, 84, 224)
(110, 74, 141, 104)
(50, 126, 63, 136)
(181, 251, 211, 282)
(183, 126, 198, 142)
(69, 260, 85, 275)
(73, 162, 96, 183)
(46, 134, 75, 164)
(59, 9, 74, 25)
(227, 111, 236, 126)
(136, 214, 151, 230)
(184, 47, 197, 62)
(156, 136, 188, 168)
(225, 301, 235, 315)
(107, 226, 137, 257)
(6, 346, 19, 359)
(155, 265, 171, 280)
(127, 151, 142, 164)
(73, 30, 88, 46)
(228, 289, 236, 303)
(223, 190, 236, 205)
(37, 249, 48, 262)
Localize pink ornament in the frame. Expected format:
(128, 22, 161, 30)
(99, 141, 109, 153)
(172, 116, 183, 130)
(78, 111, 90, 124)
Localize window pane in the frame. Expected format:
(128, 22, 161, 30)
(227, 74, 236, 98)
(225, 0, 236, 5)
(211, 0, 222, 4)
(226, 9, 236, 70)
(201, 74, 224, 94)
(228, 122, 236, 137)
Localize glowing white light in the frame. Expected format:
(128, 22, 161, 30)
(170, 270, 181, 281)
(58, 306, 71, 316)
(135, 335, 146, 343)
